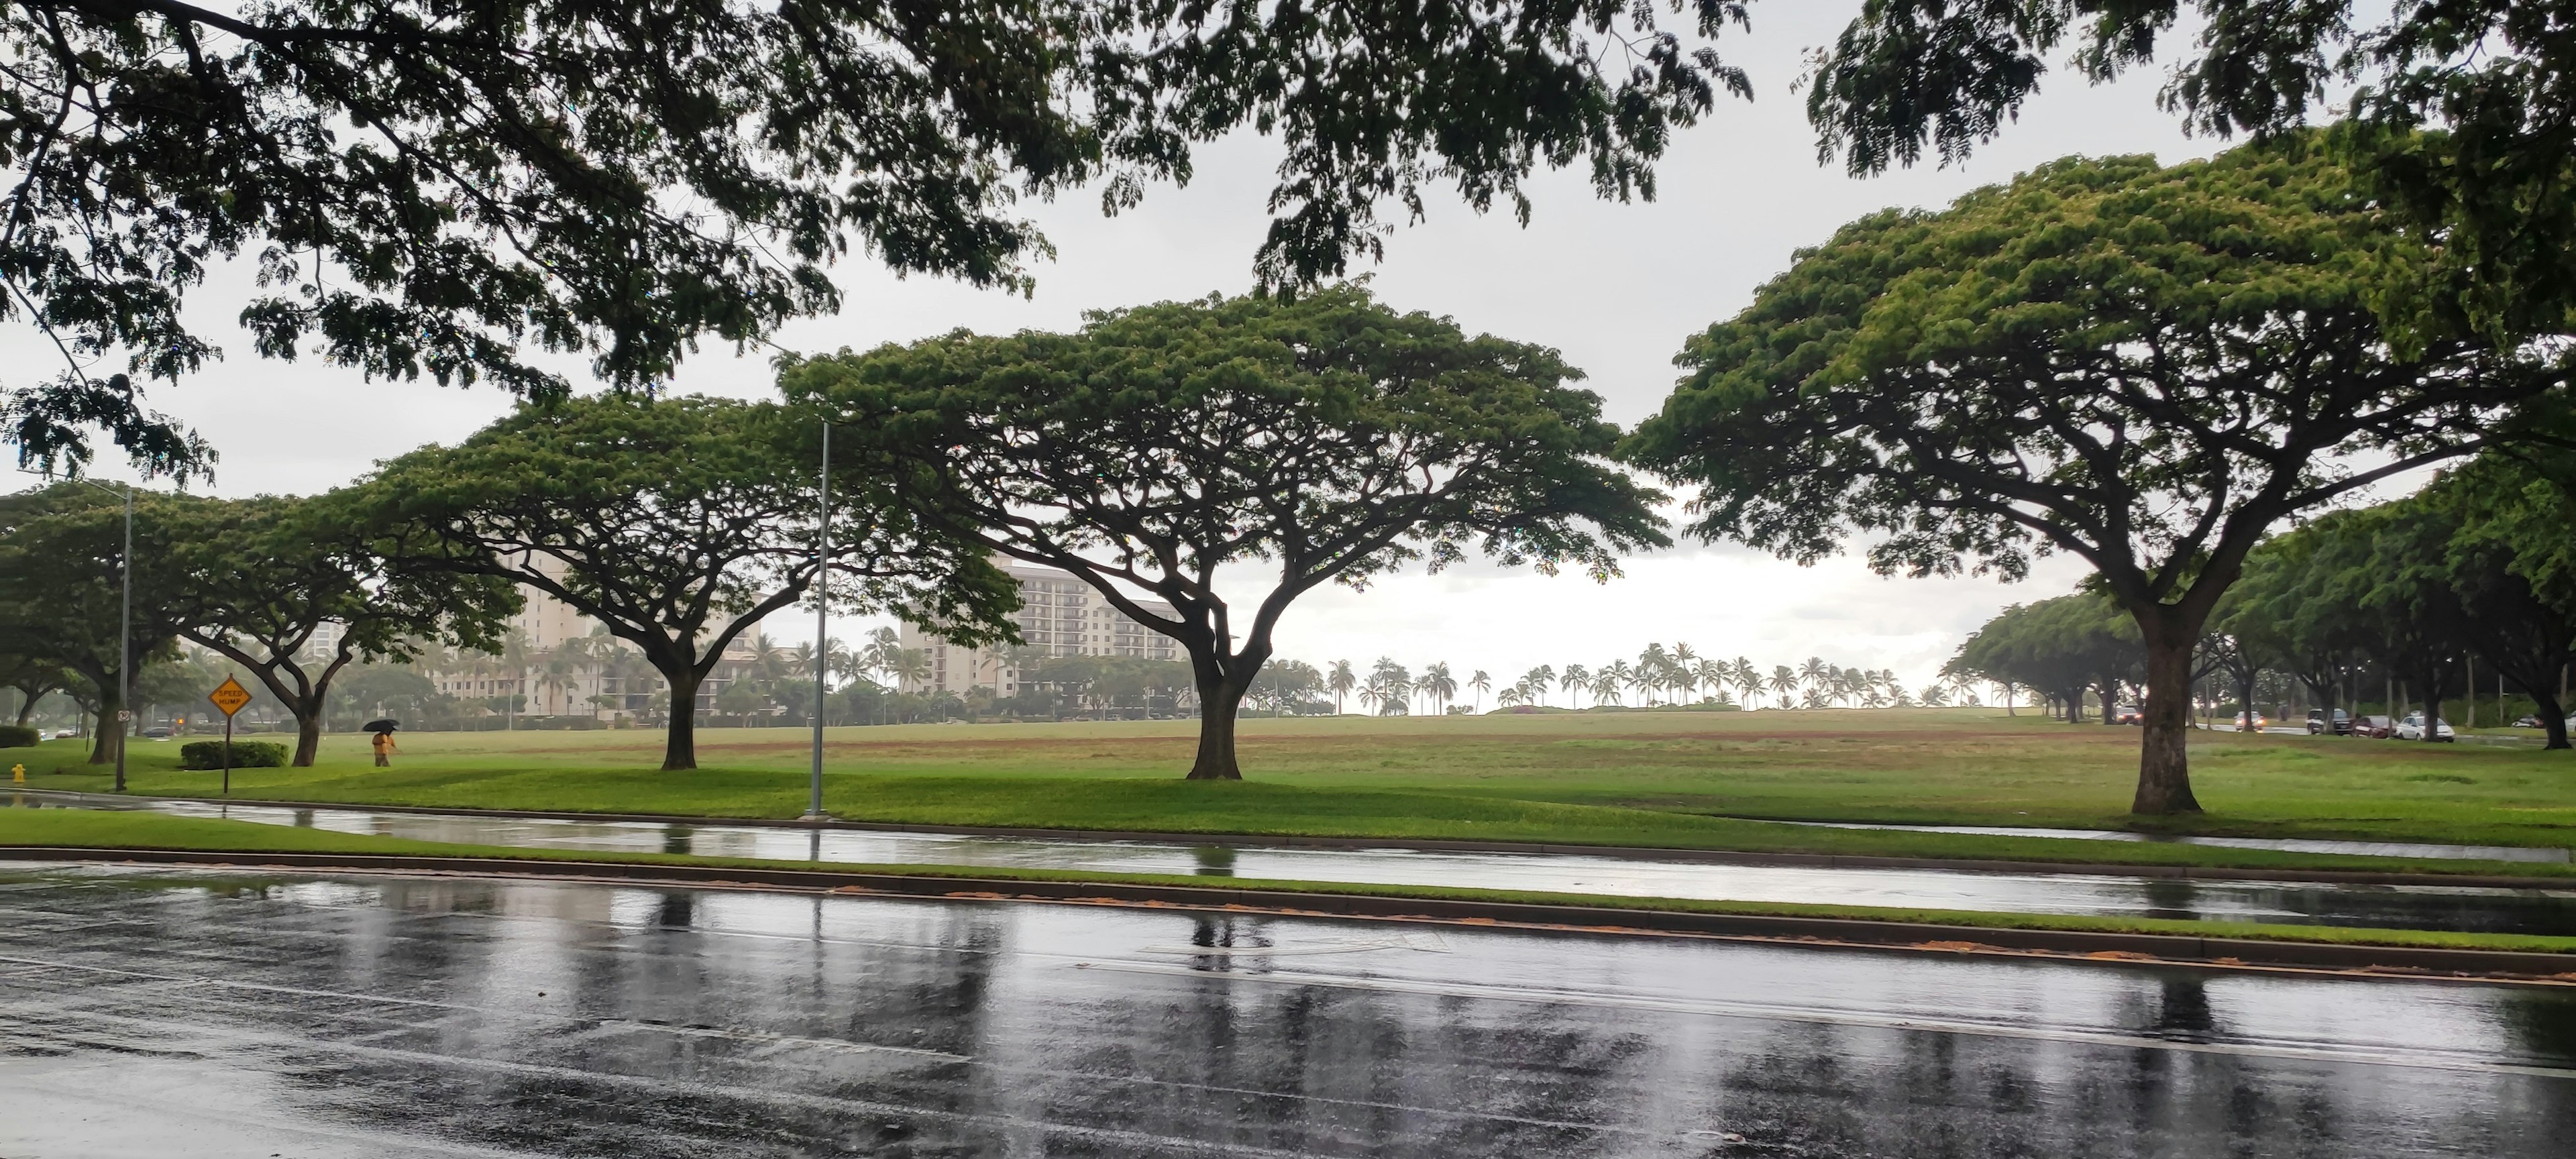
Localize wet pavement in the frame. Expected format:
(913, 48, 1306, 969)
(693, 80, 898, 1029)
(2, 861, 2571, 1158)
(17, 790, 2576, 936)
(1774, 819, 2573, 864)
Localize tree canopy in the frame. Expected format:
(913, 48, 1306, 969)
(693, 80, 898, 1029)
(0, 483, 193, 769)
(2, 0, 1754, 479)
(1805, 0, 2576, 342)
(357, 392, 1016, 770)
(1623, 139, 2571, 813)
(164, 494, 520, 765)
(783, 285, 1666, 779)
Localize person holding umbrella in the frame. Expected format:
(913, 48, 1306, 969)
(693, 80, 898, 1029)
(365, 718, 400, 767)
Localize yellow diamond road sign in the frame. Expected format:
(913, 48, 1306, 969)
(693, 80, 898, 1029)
(208, 676, 252, 718)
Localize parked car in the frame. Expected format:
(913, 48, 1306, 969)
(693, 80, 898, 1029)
(2112, 705, 2143, 725)
(2306, 708, 2353, 735)
(138, 725, 171, 739)
(50, 728, 76, 739)
(2515, 715, 2542, 728)
(2351, 714, 2396, 738)
(2230, 711, 2269, 730)
(2394, 712, 2456, 741)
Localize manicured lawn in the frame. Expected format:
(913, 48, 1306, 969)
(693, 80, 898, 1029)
(10, 707, 2575, 869)
(3, 808, 2570, 958)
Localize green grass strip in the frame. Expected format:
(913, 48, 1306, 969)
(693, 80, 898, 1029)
(7, 809, 2575, 958)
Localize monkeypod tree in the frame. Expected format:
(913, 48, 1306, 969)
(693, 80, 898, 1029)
(360, 394, 1016, 771)
(1, 0, 1754, 480)
(1807, 0, 2576, 345)
(165, 496, 521, 766)
(1624, 142, 2571, 815)
(0, 484, 195, 769)
(1943, 593, 2137, 723)
(784, 286, 1667, 780)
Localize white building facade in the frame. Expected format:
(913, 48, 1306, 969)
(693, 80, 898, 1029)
(900, 563, 1179, 698)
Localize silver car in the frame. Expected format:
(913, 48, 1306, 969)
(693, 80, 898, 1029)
(2394, 712, 2455, 741)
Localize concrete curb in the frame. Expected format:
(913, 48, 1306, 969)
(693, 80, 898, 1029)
(80, 790, 2576, 891)
(9, 845, 2575, 984)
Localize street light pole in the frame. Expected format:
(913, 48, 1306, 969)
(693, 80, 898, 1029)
(115, 482, 130, 793)
(806, 421, 830, 822)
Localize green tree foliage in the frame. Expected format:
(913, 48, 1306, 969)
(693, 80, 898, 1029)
(357, 393, 1016, 771)
(1943, 593, 2137, 722)
(1804, 0, 2576, 341)
(164, 495, 519, 765)
(1, 0, 1754, 478)
(0, 484, 193, 767)
(1624, 141, 2571, 814)
(786, 286, 1667, 779)
(2239, 457, 2576, 749)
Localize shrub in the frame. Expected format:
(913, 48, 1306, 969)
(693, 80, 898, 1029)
(0, 724, 36, 748)
(179, 740, 288, 769)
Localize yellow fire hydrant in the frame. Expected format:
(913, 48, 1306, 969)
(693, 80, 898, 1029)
(10, 763, 23, 785)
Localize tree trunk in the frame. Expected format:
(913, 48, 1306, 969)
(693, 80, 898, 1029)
(2418, 669, 2443, 744)
(2235, 669, 2258, 732)
(1188, 675, 1249, 780)
(87, 678, 123, 767)
(663, 668, 702, 771)
(292, 708, 323, 767)
(2536, 687, 2571, 751)
(2133, 611, 2205, 816)
(2097, 679, 2118, 725)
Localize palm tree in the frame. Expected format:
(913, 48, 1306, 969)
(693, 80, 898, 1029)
(1591, 663, 1627, 706)
(1636, 644, 1670, 706)
(1498, 683, 1527, 708)
(1770, 665, 1800, 708)
(1692, 659, 1726, 705)
(1556, 663, 1585, 709)
(1520, 664, 1554, 708)
(1468, 669, 1491, 712)
(1421, 663, 1458, 715)
(1624, 659, 1657, 706)
(1731, 658, 1763, 709)
(887, 648, 931, 694)
(1328, 660, 1356, 715)
(1799, 657, 1829, 700)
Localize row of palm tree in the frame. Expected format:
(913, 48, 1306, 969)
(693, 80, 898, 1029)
(1309, 646, 1988, 715)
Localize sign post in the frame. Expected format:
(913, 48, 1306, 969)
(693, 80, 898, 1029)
(207, 676, 252, 795)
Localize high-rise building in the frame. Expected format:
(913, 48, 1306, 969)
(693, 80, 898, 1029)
(899, 563, 1179, 697)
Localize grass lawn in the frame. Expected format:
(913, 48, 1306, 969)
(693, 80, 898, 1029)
(5, 808, 2571, 958)
(9, 707, 2575, 871)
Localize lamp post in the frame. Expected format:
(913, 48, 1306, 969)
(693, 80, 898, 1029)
(806, 421, 831, 823)
(15, 470, 130, 791)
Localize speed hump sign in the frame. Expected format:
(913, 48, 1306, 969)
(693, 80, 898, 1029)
(208, 676, 252, 718)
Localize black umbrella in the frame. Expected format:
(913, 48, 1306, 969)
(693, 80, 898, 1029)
(363, 718, 400, 733)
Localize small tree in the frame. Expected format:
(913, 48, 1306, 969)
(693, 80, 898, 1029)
(362, 394, 1016, 771)
(166, 495, 519, 765)
(1625, 142, 2570, 814)
(786, 287, 1666, 779)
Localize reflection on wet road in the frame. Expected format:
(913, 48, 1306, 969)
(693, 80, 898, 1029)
(1, 861, 2570, 1157)
(17, 790, 2576, 935)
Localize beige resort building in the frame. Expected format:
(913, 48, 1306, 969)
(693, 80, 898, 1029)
(900, 563, 1179, 698)
(420, 560, 762, 722)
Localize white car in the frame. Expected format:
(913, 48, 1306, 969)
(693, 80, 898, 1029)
(2394, 712, 2455, 742)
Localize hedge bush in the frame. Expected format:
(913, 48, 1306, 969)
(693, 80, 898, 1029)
(0, 724, 36, 748)
(179, 740, 288, 769)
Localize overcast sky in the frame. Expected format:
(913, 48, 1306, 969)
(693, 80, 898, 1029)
(13, 4, 2329, 693)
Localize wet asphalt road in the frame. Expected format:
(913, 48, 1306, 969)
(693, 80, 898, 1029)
(21, 791, 2576, 936)
(3, 862, 2574, 1158)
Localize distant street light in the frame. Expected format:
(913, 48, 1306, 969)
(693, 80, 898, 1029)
(15, 470, 131, 792)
